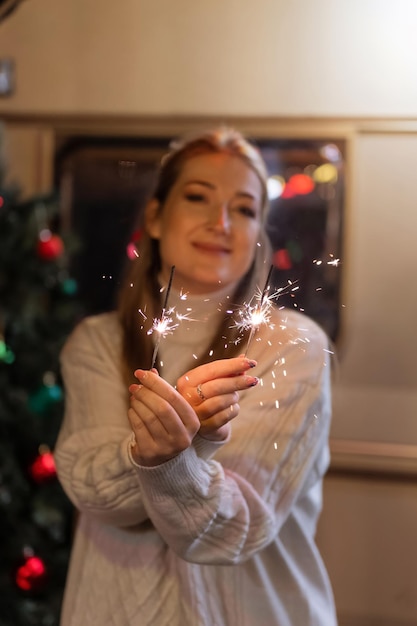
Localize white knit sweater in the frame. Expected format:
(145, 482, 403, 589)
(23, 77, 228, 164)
(54, 287, 337, 626)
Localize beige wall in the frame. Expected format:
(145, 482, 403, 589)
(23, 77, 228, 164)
(333, 131, 417, 446)
(1, 0, 417, 116)
(317, 473, 417, 625)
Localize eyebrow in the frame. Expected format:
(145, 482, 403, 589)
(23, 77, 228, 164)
(184, 180, 258, 201)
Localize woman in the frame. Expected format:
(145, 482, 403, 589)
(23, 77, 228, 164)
(55, 127, 337, 625)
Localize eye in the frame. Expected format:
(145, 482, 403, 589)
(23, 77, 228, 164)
(185, 192, 207, 203)
(237, 205, 257, 219)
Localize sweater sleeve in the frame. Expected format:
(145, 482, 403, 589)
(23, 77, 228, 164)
(54, 315, 148, 527)
(130, 314, 333, 564)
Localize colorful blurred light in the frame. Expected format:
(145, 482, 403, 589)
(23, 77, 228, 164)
(267, 175, 285, 200)
(287, 173, 315, 196)
(313, 163, 338, 184)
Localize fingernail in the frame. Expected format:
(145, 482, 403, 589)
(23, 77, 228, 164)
(246, 376, 259, 387)
(247, 359, 257, 368)
(129, 383, 143, 393)
(134, 369, 148, 381)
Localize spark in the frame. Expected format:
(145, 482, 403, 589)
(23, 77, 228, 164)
(235, 294, 274, 356)
(138, 308, 147, 321)
(234, 266, 274, 356)
(313, 253, 341, 267)
(149, 266, 176, 369)
(147, 308, 179, 339)
(141, 286, 195, 368)
(176, 311, 195, 323)
(234, 266, 299, 357)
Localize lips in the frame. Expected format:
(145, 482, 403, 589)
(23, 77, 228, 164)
(192, 241, 231, 254)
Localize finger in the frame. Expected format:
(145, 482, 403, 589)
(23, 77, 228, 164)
(210, 373, 259, 395)
(195, 391, 239, 420)
(199, 402, 240, 432)
(130, 384, 193, 432)
(128, 406, 193, 467)
(133, 369, 200, 433)
(179, 356, 257, 390)
(190, 374, 258, 407)
(130, 386, 184, 436)
(128, 369, 159, 396)
(129, 392, 171, 438)
(177, 357, 257, 406)
(128, 406, 165, 440)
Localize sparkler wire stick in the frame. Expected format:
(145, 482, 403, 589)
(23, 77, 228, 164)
(244, 264, 273, 357)
(150, 265, 175, 369)
(260, 264, 274, 303)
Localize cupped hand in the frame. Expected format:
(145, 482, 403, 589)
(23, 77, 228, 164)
(176, 356, 259, 441)
(128, 369, 200, 467)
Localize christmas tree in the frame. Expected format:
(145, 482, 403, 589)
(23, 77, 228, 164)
(0, 126, 83, 625)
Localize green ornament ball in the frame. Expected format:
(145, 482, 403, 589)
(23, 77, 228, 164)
(0, 339, 15, 364)
(28, 384, 63, 414)
(61, 278, 78, 296)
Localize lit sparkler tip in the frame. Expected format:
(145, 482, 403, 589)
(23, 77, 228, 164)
(150, 266, 176, 369)
(148, 315, 179, 337)
(234, 267, 304, 356)
(235, 264, 275, 357)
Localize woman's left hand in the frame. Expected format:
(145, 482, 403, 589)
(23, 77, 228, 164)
(176, 356, 259, 441)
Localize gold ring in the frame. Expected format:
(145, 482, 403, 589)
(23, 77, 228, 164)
(196, 384, 206, 401)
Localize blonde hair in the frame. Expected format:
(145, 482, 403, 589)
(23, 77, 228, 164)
(117, 127, 272, 384)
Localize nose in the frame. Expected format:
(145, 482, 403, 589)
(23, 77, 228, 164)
(209, 203, 231, 233)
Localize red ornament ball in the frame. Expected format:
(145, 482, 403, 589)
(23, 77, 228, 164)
(29, 451, 57, 483)
(37, 232, 64, 260)
(273, 248, 293, 270)
(15, 555, 47, 592)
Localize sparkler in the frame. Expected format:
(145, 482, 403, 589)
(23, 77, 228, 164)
(235, 266, 301, 355)
(149, 265, 176, 369)
(238, 265, 274, 356)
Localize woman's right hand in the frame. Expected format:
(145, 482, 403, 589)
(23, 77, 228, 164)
(176, 356, 259, 441)
(128, 369, 201, 467)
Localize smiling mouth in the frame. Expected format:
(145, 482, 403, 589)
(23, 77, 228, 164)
(192, 242, 231, 254)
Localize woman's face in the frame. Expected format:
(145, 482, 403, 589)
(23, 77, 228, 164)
(146, 152, 264, 295)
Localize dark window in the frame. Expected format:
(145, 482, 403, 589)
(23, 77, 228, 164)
(55, 135, 345, 341)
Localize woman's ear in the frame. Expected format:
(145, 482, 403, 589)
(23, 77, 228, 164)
(144, 199, 161, 239)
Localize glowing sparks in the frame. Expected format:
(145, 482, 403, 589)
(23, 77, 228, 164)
(313, 253, 341, 267)
(142, 271, 196, 369)
(150, 266, 176, 369)
(148, 307, 179, 338)
(235, 295, 273, 343)
(235, 266, 274, 356)
(235, 266, 299, 357)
